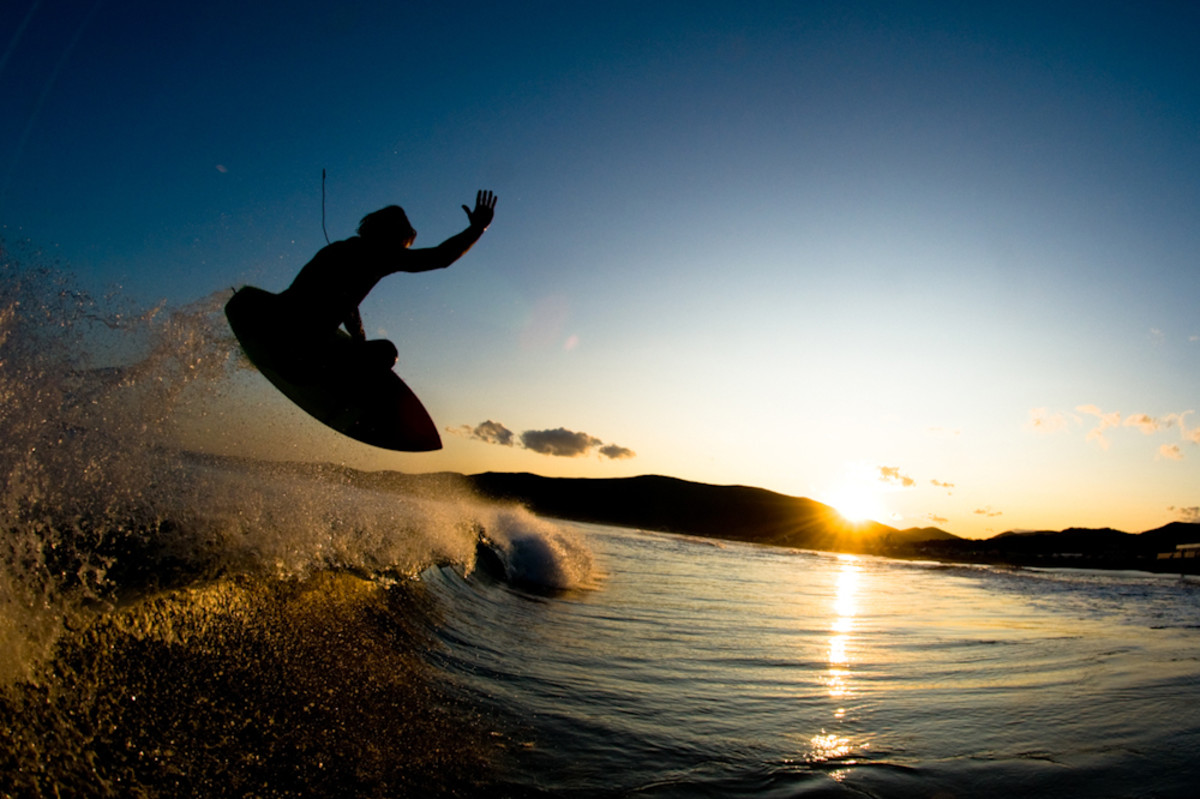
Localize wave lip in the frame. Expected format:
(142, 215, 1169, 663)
(473, 508, 594, 592)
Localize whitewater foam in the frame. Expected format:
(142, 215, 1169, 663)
(475, 506, 595, 591)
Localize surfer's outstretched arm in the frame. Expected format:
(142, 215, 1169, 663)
(399, 190, 497, 273)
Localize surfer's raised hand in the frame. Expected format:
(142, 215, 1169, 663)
(395, 192, 496, 273)
(462, 190, 497, 231)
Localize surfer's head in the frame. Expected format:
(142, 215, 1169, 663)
(358, 205, 417, 248)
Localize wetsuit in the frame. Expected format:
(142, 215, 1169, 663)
(277, 237, 404, 371)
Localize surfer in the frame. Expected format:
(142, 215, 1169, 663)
(277, 190, 497, 370)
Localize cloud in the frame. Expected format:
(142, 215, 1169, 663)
(974, 507, 1003, 517)
(878, 466, 915, 488)
(1124, 413, 1171, 435)
(453, 419, 515, 446)
(453, 420, 636, 459)
(1076, 404, 1121, 449)
(1035, 405, 1200, 457)
(1028, 407, 1072, 434)
(520, 428, 602, 457)
(925, 513, 949, 525)
(1169, 506, 1200, 523)
(930, 479, 955, 492)
(1159, 444, 1184, 461)
(1181, 411, 1200, 444)
(1153, 410, 1200, 446)
(598, 443, 636, 460)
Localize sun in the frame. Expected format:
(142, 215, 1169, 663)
(826, 481, 886, 524)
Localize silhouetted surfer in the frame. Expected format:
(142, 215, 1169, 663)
(279, 190, 497, 370)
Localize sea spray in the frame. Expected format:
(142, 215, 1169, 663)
(0, 241, 241, 677)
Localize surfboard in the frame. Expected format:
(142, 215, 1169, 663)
(224, 286, 442, 452)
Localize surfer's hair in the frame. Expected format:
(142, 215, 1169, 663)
(358, 205, 415, 242)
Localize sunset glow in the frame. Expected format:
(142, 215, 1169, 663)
(828, 483, 887, 525)
(3, 1, 1198, 540)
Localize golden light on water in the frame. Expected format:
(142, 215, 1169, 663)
(809, 555, 865, 766)
(826, 554, 859, 677)
(809, 732, 853, 761)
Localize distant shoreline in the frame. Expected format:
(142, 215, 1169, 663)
(462, 471, 1200, 576)
(214, 455, 1200, 576)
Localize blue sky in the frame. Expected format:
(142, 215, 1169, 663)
(3, 0, 1199, 537)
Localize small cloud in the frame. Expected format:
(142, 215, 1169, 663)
(1031, 404, 1200, 457)
(564, 334, 580, 351)
(1190, 335, 1199, 343)
(930, 479, 955, 492)
(458, 420, 635, 459)
(1181, 412, 1200, 444)
(878, 466, 915, 488)
(215, 164, 228, 173)
(1076, 404, 1121, 449)
(1159, 444, 1184, 461)
(520, 427, 603, 457)
(925, 513, 949, 525)
(1149, 328, 1165, 344)
(974, 507, 1003, 518)
(598, 443, 636, 460)
(1028, 407, 1071, 434)
(1123, 413, 1163, 434)
(1168, 505, 1200, 523)
(927, 427, 961, 438)
(451, 419, 515, 446)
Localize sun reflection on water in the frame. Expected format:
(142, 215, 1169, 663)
(822, 555, 859, 697)
(808, 555, 864, 767)
(809, 732, 853, 760)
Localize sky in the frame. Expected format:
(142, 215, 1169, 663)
(3, 0, 1199, 538)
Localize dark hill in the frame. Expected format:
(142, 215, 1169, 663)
(1138, 521, 1200, 551)
(465, 472, 953, 554)
(894, 526, 960, 544)
(461, 472, 1199, 572)
(186, 453, 1197, 571)
(909, 522, 1200, 572)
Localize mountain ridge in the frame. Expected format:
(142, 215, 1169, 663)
(191, 454, 1200, 572)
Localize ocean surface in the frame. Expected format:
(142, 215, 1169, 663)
(4, 253, 1200, 797)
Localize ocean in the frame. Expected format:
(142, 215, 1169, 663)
(4, 252, 1200, 797)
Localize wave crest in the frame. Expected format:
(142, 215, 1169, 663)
(474, 506, 595, 591)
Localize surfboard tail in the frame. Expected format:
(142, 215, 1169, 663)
(226, 287, 443, 452)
